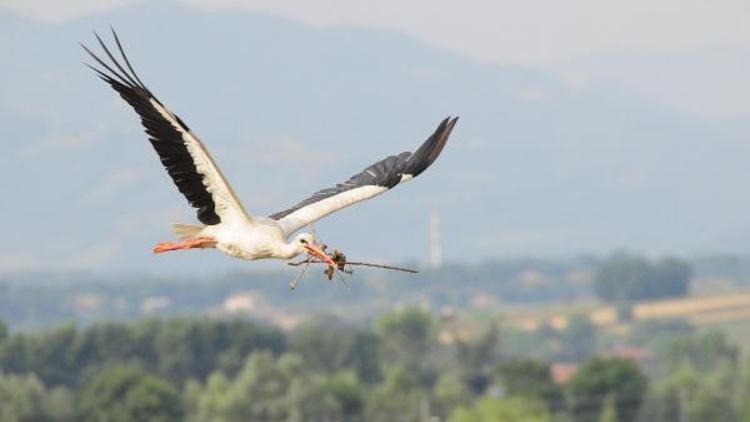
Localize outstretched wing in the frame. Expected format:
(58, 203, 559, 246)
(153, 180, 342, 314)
(81, 28, 251, 226)
(269, 116, 458, 235)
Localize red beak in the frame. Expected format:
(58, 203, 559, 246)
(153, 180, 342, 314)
(304, 244, 336, 266)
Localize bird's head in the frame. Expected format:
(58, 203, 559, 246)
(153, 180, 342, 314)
(292, 232, 336, 266)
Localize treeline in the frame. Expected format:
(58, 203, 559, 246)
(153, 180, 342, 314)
(593, 254, 692, 303)
(0, 257, 594, 329)
(0, 253, 706, 330)
(0, 309, 746, 421)
(0, 311, 625, 421)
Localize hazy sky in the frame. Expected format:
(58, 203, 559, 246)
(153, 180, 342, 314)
(4, 0, 748, 64)
(4, 0, 748, 119)
(1, 1, 749, 271)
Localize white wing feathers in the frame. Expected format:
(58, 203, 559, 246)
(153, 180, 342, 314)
(82, 29, 252, 226)
(270, 117, 458, 236)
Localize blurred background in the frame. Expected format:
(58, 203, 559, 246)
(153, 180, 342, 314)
(0, 0, 749, 420)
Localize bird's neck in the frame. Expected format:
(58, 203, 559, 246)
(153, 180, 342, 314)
(276, 241, 303, 260)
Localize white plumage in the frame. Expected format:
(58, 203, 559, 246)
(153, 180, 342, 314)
(82, 29, 457, 266)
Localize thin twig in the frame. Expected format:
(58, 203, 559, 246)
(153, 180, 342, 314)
(288, 259, 418, 274)
(346, 261, 419, 273)
(289, 261, 310, 290)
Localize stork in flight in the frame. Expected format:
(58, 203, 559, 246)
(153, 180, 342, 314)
(81, 29, 458, 267)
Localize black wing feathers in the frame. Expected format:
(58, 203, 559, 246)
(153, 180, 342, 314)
(269, 116, 458, 220)
(82, 29, 219, 225)
(402, 116, 456, 177)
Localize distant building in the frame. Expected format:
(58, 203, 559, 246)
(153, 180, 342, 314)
(73, 294, 103, 313)
(140, 296, 172, 314)
(222, 291, 257, 313)
(605, 345, 652, 363)
(551, 363, 578, 384)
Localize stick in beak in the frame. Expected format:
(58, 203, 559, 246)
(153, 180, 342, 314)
(304, 243, 337, 267)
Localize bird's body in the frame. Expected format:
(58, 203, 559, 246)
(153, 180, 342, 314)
(194, 219, 294, 261)
(82, 29, 457, 266)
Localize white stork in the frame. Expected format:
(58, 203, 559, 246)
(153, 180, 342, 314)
(81, 29, 458, 267)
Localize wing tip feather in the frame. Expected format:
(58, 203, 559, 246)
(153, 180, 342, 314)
(409, 114, 459, 175)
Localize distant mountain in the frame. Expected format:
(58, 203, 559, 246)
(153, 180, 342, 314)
(2, 2, 750, 273)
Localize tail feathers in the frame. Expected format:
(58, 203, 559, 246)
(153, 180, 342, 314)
(172, 224, 204, 240)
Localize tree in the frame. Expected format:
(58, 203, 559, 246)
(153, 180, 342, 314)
(68, 321, 142, 383)
(661, 329, 739, 373)
(323, 371, 365, 419)
(189, 352, 341, 421)
(690, 387, 738, 422)
(77, 365, 184, 422)
(0, 373, 74, 422)
(289, 315, 381, 383)
(643, 363, 741, 422)
(599, 395, 618, 422)
(454, 322, 500, 392)
(0, 319, 7, 342)
(593, 254, 691, 303)
(566, 357, 647, 422)
(365, 366, 427, 422)
(630, 319, 693, 348)
(653, 258, 692, 298)
(154, 318, 285, 381)
(377, 308, 437, 384)
(558, 314, 597, 362)
(495, 359, 562, 410)
(449, 396, 551, 422)
(432, 373, 472, 420)
(0, 324, 78, 387)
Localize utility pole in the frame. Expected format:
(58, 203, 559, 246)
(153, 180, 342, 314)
(429, 210, 443, 269)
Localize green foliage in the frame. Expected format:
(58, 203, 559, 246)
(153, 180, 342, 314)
(154, 318, 285, 381)
(660, 329, 739, 373)
(593, 254, 691, 302)
(599, 395, 618, 422)
(558, 314, 597, 362)
(567, 357, 647, 422)
(690, 387, 738, 422)
(323, 370, 365, 418)
(365, 366, 428, 422)
(643, 363, 742, 422)
(0, 324, 78, 386)
(454, 322, 500, 391)
(432, 374, 472, 419)
(449, 396, 551, 422)
(2, 307, 750, 422)
(0, 317, 285, 389)
(629, 319, 694, 347)
(68, 321, 146, 384)
(377, 308, 437, 384)
(0, 373, 73, 422)
(189, 351, 342, 421)
(377, 308, 435, 361)
(77, 365, 183, 422)
(495, 359, 562, 410)
(289, 315, 381, 384)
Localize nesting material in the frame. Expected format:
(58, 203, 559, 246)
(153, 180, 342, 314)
(288, 244, 418, 290)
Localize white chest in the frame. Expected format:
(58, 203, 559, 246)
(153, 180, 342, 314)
(203, 221, 287, 261)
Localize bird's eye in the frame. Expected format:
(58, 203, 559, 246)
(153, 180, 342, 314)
(300, 239, 308, 244)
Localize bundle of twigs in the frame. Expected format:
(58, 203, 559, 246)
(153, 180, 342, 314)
(287, 245, 418, 290)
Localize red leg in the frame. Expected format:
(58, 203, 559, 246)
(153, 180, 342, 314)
(153, 237, 216, 254)
(153, 242, 181, 254)
(185, 237, 217, 249)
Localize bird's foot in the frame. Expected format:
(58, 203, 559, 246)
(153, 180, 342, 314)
(153, 241, 181, 254)
(152, 237, 216, 254)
